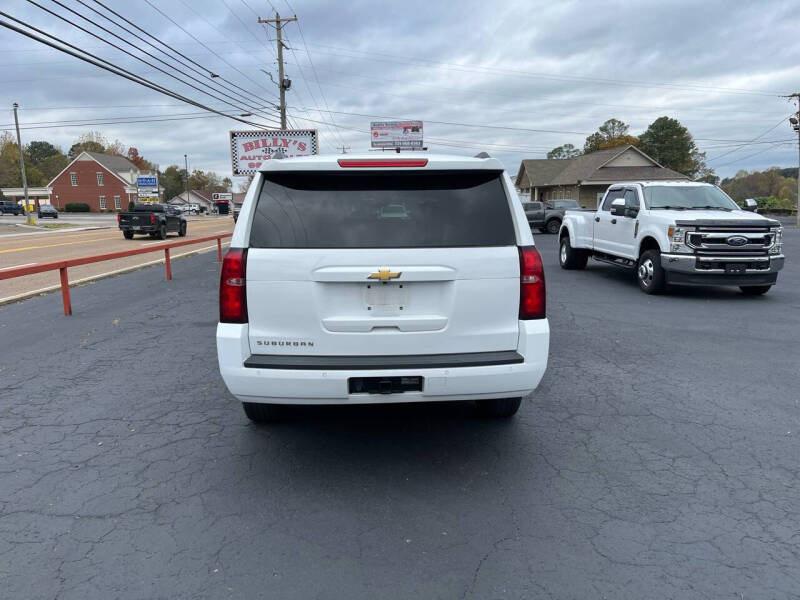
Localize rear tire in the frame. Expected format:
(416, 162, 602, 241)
(559, 236, 588, 270)
(123, 230, 134, 239)
(740, 285, 771, 296)
(178, 222, 187, 237)
(637, 249, 666, 294)
(242, 402, 284, 423)
(476, 397, 522, 418)
(157, 224, 167, 240)
(546, 219, 561, 234)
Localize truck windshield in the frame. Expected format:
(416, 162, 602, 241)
(644, 186, 739, 210)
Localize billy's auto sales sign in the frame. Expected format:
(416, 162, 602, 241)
(230, 129, 318, 175)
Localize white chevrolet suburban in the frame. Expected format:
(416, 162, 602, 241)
(559, 181, 785, 294)
(216, 154, 549, 422)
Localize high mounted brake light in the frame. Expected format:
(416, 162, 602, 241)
(518, 246, 546, 320)
(220, 248, 248, 323)
(337, 159, 428, 168)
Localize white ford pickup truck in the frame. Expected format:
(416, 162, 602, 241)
(558, 181, 785, 294)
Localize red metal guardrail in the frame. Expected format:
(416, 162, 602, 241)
(0, 233, 232, 315)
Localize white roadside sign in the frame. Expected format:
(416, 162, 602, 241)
(230, 129, 318, 175)
(370, 121, 423, 149)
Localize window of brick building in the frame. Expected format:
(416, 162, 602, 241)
(97, 172, 104, 186)
(70, 173, 77, 186)
(114, 195, 121, 210)
(99, 195, 106, 210)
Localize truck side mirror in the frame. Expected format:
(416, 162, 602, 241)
(624, 206, 639, 218)
(610, 198, 626, 216)
(743, 198, 758, 212)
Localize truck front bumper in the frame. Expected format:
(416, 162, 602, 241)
(660, 253, 784, 286)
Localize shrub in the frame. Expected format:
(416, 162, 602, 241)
(64, 203, 91, 212)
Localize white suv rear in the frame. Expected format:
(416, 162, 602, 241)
(216, 154, 549, 421)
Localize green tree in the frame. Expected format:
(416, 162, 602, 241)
(68, 140, 105, 160)
(0, 133, 45, 187)
(638, 116, 712, 180)
(547, 143, 581, 159)
(583, 119, 635, 153)
(38, 153, 68, 182)
(26, 141, 61, 164)
(160, 165, 185, 201)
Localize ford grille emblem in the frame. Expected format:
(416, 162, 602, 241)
(727, 236, 748, 247)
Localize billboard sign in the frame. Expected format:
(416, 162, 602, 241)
(137, 176, 157, 188)
(370, 121, 423, 149)
(230, 129, 318, 175)
(212, 192, 233, 202)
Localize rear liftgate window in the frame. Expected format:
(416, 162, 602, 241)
(249, 170, 516, 248)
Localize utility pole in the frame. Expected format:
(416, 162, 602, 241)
(789, 93, 800, 227)
(258, 12, 297, 129)
(337, 146, 351, 154)
(184, 154, 190, 207)
(12, 103, 34, 225)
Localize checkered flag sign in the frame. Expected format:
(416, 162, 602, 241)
(230, 130, 318, 175)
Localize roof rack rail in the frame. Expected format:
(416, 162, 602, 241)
(473, 152, 491, 159)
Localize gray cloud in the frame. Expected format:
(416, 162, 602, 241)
(2, 0, 798, 181)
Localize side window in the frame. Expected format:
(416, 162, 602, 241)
(545, 202, 554, 210)
(530, 202, 542, 211)
(624, 189, 639, 208)
(601, 189, 622, 211)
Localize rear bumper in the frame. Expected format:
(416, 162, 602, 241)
(216, 320, 549, 405)
(661, 253, 784, 286)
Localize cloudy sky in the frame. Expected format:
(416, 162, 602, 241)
(1, 0, 799, 184)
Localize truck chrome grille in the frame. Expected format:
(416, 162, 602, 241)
(686, 226, 773, 255)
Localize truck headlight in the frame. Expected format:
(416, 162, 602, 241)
(769, 227, 782, 255)
(667, 226, 692, 254)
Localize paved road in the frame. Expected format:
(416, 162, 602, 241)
(1, 231, 798, 599)
(0, 216, 233, 301)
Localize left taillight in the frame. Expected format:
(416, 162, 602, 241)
(116, 213, 121, 223)
(518, 246, 546, 320)
(220, 248, 248, 323)
(150, 214, 156, 225)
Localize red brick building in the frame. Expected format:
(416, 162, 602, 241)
(48, 152, 160, 212)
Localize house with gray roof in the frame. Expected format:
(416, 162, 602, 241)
(515, 145, 688, 208)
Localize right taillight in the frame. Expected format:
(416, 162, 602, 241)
(220, 248, 248, 323)
(518, 246, 546, 320)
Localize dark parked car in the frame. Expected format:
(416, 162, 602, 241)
(523, 199, 581, 234)
(0, 200, 23, 216)
(38, 204, 58, 219)
(118, 203, 186, 240)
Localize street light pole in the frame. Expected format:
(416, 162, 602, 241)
(12, 103, 33, 225)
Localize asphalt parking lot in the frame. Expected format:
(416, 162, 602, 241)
(1, 228, 799, 599)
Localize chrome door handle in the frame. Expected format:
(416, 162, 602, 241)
(594, 217, 600, 222)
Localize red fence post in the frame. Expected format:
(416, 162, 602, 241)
(217, 237, 223, 262)
(164, 248, 172, 281)
(59, 266, 72, 315)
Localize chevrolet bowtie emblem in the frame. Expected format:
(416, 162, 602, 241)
(368, 269, 401, 281)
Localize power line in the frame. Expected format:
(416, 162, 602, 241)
(283, 0, 347, 148)
(141, 0, 278, 99)
(0, 15, 272, 129)
(706, 116, 793, 161)
(78, 0, 280, 119)
(304, 43, 786, 98)
(711, 142, 794, 168)
(22, 1, 281, 125)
